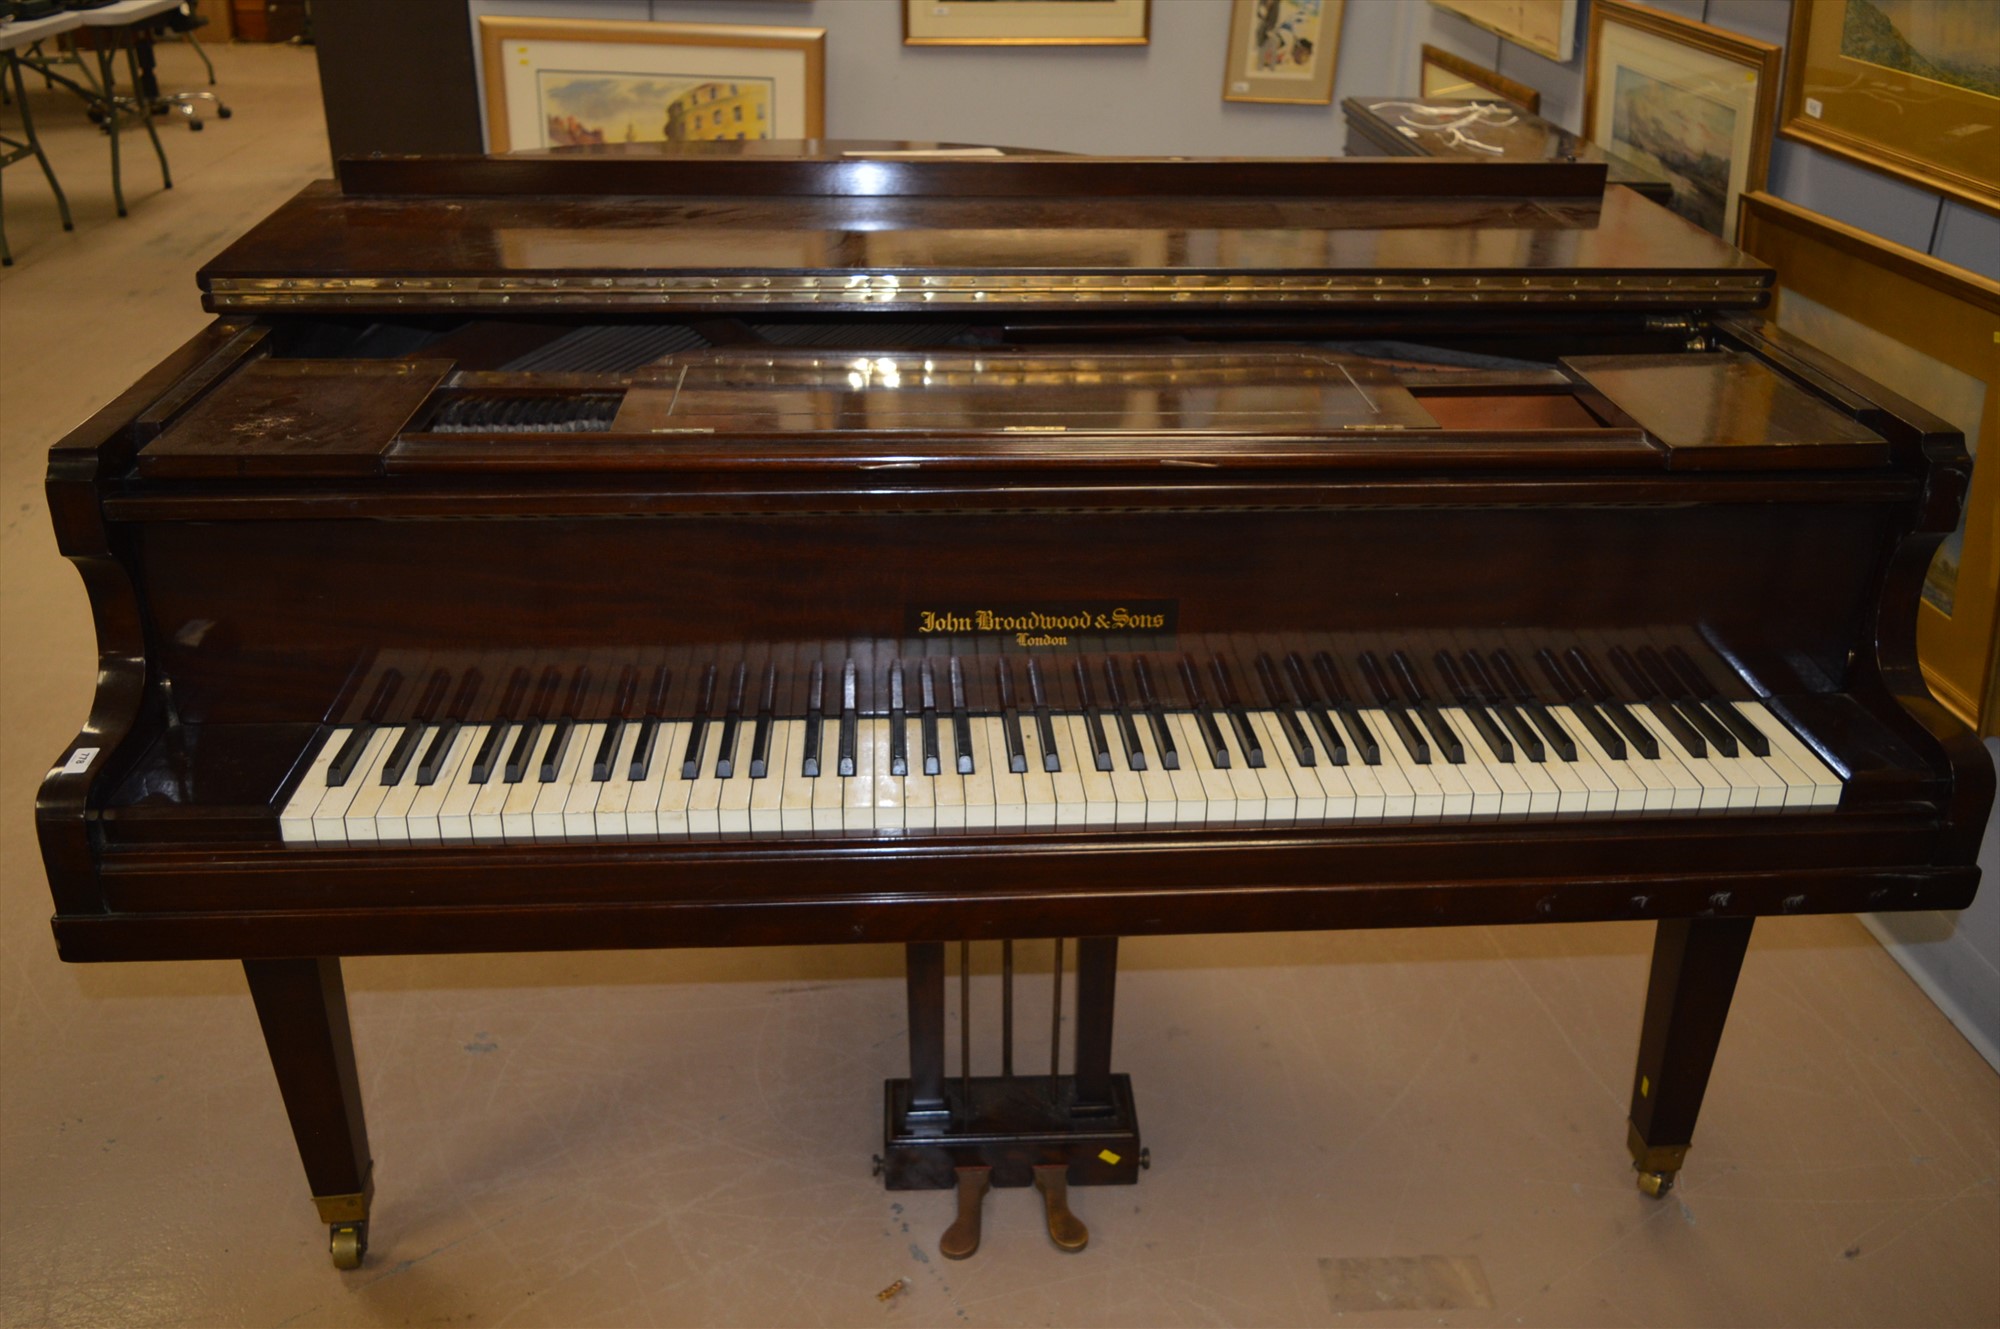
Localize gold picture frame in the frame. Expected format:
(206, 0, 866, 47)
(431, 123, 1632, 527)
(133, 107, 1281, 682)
(1779, 1, 1999, 215)
(1738, 191, 2000, 732)
(1420, 43, 1541, 114)
(478, 17, 825, 153)
(903, 0, 1148, 47)
(1222, 0, 1346, 105)
(1584, 0, 1777, 238)
(1427, 0, 1575, 64)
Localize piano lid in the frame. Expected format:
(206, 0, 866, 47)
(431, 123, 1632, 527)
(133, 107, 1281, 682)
(197, 150, 1769, 316)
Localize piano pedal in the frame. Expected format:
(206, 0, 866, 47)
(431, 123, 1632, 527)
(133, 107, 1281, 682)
(328, 1220, 368, 1270)
(939, 1165, 991, 1260)
(1033, 1164, 1089, 1253)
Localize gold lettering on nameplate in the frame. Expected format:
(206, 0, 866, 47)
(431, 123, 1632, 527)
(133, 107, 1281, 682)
(906, 601, 1176, 650)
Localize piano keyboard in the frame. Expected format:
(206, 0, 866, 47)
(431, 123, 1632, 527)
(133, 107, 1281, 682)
(278, 646, 1844, 846)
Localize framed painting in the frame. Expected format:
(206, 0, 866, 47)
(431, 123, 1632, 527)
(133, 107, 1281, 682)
(1222, 0, 1346, 105)
(1738, 191, 2000, 732)
(478, 18, 825, 153)
(1584, 0, 1778, 238)
(1420, 43, 1541, 113)
(903, 0, 1148, 46)
(1779, 1, 2000, 214)
(1427, 0, 1575, 64)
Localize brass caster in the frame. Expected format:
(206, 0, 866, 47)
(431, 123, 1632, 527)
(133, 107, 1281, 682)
(1636, 1169, 1676, 1199)
(329, 1221, 368, 1270)
(939, 1166, 990, 1261)
(1033, 1164, 1089, 1253)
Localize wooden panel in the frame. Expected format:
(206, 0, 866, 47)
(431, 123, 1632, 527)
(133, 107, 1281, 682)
(138, 360, 450, 477)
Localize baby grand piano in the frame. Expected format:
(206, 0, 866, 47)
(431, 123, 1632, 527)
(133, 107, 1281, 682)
(37, 148, 1991, 1269)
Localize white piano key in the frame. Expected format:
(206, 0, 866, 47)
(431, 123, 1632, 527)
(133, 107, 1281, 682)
(312, 729, 391, 845)
(986, 716, 1027, 829)
(1626, 710, 1708, 811)
(719, 724, 756, 835)
(1244, 712, 1297, 822)
(561, 723, 611, 839)
(932, 727, 968, 831)
(1171, 712, 1235, 824)
(657, 722, 699, 837)
(871, 719, 905, 831)
(1351, 711, 1412, 819)
(404, 726, 471, 844)
(749, 718, 793, 834)
(1449, 708, 1529, 816)
(439, 724, 495, 843)
(373, 730, 431, 844)
(340, 728, 406, 842)
(689, 726, 733, 838)
(279, 730, 345, 844)
(533, 723, 590, 840)
(1739, 702, 1844, 807)
(628, 720, 683, 839)
(1051, 716, 1095, 827)
(1085, 714, 1148, 827)
(1551, 707, 1625, 813)
(842, 718, 876, 832)
(1018, 716, 1060, 829)
(1264, 711, 1329, 823)
(1130, 713, 1187, 827)
(1431, 709, 1492, 817)
(1378, 720, 1443, 820)
(591, 725, 644, 839)
(778, 719, 816, 834)
(900, 717, 935, 831)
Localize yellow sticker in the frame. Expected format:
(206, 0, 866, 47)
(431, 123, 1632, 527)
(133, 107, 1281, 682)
(1639, 1075, 1650, 1098)
(1097, 1149, 1122, 1166)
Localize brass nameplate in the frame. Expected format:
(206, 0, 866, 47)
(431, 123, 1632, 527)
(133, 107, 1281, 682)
(908, 602, 1176, 649)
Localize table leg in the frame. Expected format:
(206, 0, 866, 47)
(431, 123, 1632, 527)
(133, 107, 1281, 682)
(124, 40, 170, 191)
(93, 44, 124, 216)
(8, 52, 75, 232)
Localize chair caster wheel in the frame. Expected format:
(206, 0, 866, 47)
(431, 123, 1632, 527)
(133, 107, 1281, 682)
(218, 106, 232, 118)
(1636, 1170, 1675, 1199)
(329, 1221, 368, 1270)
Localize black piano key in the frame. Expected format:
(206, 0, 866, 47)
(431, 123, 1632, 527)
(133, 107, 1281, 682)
(1073, 658, 1112, 772)
(1296, 653, 1364, 765)
(682, 663, 717, 780)
(1611, 645, 1707, 758)
(1357, 652, 1430, 764)
(1460, 651, 1541, 763)
(836, 659, 859, 778)
(889, 662, 909, 777)
(1389, 651, 1464, 764)
(627, 718, 658, 781)
(1484, 650, 1566, 761)
(1565, 648, 1656, 759)
(715, 662, 747, 779)
(919, 660, 941, 777)
(1254, 654, 1315, 767)
(1027, 660, 1061, 772)
(1664, 645, 1770, 755)
(416, 720, 461, 787)
(504, 720, 541, 783)
(749, 662, 777, 778)
(1433, 651, 1514, 762)
(326, 725, 375, 789)
(471, 722, 509, 784)
(803, 661, 825, 778)
(1534, 649, 1619, 760)
(949, 657, 974, 775)
(1132, 657, 1178, 770)
(378, 724, 423, 786)
(592, 719, 623, 783)
(538, 718, 574, 782)
(1210, 657, 1264, 768)
(997, 662, 1028, 774)
(1636, 646, 1737, 757)
(1178, 658, 1230, 769)
(1102, 658, 1146, 770)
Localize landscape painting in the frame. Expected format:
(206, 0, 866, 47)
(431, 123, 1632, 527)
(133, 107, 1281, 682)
(1839, 0, 2000, 98)
(538, 72, 774, 146)
(1609, 67, 1735, 233)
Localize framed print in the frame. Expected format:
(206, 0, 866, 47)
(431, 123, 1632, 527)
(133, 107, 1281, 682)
(1222, 0, 1346, 105)
(1420, 43, 1541, 113)
(1427, 0, 1575, 64)
(1779, 1, 2000, 214)
(903, 0, 1148, 46)
(1584, 0, 1777, 238)
(478, 18, 825, 153)
(1739, 191, 2000, 732)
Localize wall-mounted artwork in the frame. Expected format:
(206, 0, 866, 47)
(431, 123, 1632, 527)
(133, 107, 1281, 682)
(478, 18, 825, 153)
(904, 0, 1149, 46)
(1222, 0, 1347, 105)
(1780, 0, 2000, 214)
(1739, 192, 2000, 731)
(1428, 0, 1575, 64)
(1584, 0, 1777, 238)
(1420, 43, 1541, 113)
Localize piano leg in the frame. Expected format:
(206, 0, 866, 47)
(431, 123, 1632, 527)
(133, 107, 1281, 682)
(1625, 918, 1754, 1198)
(1072, 937, 1118, 1118)
(243, 957, 374, 1270)
(904, 942, 950, 1125)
